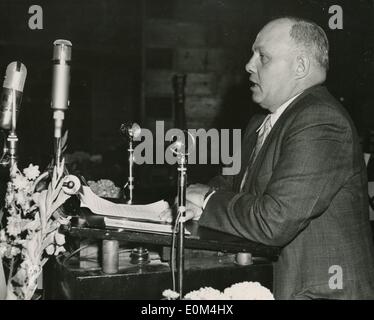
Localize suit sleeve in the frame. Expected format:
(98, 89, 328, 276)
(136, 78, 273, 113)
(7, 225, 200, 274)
(199, 103, 356, 247)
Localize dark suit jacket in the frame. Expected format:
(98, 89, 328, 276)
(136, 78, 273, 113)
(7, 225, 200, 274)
(199, 85, 374, 299)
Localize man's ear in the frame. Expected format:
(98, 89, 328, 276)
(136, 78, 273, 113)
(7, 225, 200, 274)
(295, 54, 310, 79)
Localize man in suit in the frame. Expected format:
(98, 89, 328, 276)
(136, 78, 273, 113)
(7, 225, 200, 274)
(161, 17, 374, 299)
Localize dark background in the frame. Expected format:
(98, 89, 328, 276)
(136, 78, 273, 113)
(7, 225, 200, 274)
(0, 0, 373, 191)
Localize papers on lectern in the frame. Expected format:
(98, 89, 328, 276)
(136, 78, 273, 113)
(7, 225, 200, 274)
(79, 186, 190, 234)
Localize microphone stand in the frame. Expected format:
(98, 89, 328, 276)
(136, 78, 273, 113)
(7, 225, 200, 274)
(128, 136, 149, 265)
(54, 137, 62, 167)
(8, 89, 18, 172)
(120, 122, 140, 205)
(176, 150, 187, 298)
(127, 137, 134, 205)
(120, 123, 149, 265)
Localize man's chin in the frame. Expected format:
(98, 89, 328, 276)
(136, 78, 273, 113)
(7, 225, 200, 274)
(251, 92, 262, 104)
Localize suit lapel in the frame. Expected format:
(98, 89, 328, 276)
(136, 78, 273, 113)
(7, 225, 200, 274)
(243, 85, 325, 191)
(233, 115, 266, 191)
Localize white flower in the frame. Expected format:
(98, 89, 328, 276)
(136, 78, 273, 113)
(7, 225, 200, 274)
(184, 287, 223, 300)
(180, 282, 274, 301)
(54, 245, 66, 256)
(15, 191, 27, 206)
(45, 244, 55, 255)
(23, 164, 40, 181)
(12, 174, 28, 190)
(0, 229, 6, 242)
(5, 192, 14, 205)
(0, 243, 7, 257)
(89, 179, 121, 198)
(2, 163, 73, 300)
(162, 289, 180, 300)
(6, 215, 23, 237)
(54, 232, 65, 246)
(10, 165, 19, 178)
(10, 246, 21, 257)
(222, 281, 274, 300)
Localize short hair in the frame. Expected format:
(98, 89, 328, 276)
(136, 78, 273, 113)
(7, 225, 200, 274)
(284, 17, 329, 71)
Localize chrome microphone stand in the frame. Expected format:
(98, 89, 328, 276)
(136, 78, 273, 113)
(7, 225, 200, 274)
(8, 89, 18, 171)
(127, 137, 135, 205)
(170, 131, 195, 298)
(0, 89, 20, 176)
(176, 149, 187, 297)
(120, 122, 141, 204)
(120, 122, 149, 265)
(0, 89, 20, 171)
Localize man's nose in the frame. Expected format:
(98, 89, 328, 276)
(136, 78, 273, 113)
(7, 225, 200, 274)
(245, 56, 256, 74)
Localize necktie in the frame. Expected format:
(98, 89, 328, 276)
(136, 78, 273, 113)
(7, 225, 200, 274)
(240, 115, 272, 191)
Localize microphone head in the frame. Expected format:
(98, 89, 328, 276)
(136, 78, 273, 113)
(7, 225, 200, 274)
(169, 130, 196, 156)
(0, 61, 27, 130)
(120, 122, 141, 139)
(51, 39, 72, 115)
(3, 62, 27, 92)
(130, 123, 141, 138)
(53, 39, 72, 63)
(170, 140, 184, 151)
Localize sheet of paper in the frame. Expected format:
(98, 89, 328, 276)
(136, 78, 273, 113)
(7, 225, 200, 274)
(79, 186, 169, 222)
(104, 217, 190, 235)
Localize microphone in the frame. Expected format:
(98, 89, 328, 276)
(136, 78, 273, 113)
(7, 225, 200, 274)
(119, 122, 141, 204)
(169, 131, 196, 156)
(120, 122, 141, 139)
(51, 39, 72, 139)
(169, 139, 185, 154)
(0, 62, 27, 130)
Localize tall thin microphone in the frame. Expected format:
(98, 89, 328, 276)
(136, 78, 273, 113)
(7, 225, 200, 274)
(51, 39, 72, 166)
(0, 62, 27, 130)
(51, 39, 72, 139)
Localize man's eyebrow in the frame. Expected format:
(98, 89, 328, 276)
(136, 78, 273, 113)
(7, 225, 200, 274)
(252, 45, 267, 53)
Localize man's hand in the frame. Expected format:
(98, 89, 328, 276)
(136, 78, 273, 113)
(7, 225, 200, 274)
(186, 183, 211, 208)
(159, 200, 203, 223)
(159, 183, 211, 223)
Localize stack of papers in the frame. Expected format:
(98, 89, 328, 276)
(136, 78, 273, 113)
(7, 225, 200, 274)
(79, 186, 190, 234)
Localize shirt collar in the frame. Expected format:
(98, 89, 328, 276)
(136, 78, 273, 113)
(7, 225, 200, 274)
(256, 92, 303, 132)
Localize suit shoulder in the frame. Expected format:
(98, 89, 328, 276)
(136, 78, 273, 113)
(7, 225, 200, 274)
(290, 87, 354, 129)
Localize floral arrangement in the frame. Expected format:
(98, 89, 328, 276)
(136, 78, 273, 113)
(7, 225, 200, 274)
(162, 281, 274, 300)
(0, 161, 73, 300)
(87, 179, 121, 199)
